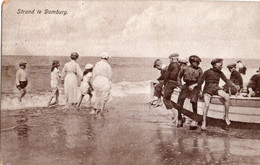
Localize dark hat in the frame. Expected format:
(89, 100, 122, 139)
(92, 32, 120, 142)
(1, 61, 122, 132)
(19, 62, 27, 66)
(70, 52, 79, 60)
(169, 53, 179, 59)
(189, 55, 201, 63)
(211, 58, 223, 66)
(153, 59, 162, 68)
(227, 63, 236, 68)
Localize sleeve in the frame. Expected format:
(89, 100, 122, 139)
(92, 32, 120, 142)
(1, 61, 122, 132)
(61, 64, 67, 80)
(177, 67, 184, 86)
(76, 64, 83, 79)
(16, 71, 20, 86)
(164, 64, 173, 85)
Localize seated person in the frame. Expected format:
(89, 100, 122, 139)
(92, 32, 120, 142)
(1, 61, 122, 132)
(237, 60, 247, 75)
(247, 67, 260, 97)
(223, 63, 243, 95)
(150, 59, 167, 107)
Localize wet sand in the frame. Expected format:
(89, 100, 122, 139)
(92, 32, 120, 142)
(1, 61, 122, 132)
(1, 95, 260, 165)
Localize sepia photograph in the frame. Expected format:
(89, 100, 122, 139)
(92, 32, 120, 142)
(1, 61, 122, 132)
(1, 0, 260, 164)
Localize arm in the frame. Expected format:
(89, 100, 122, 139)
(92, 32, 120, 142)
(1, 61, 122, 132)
(76, 64, 83, 79)
(164, 63, 173, 85)
(177, 67, 184, 86)
(61, 64, 67, 81)
(189, 68, 204, 90)
(16, 71, 21, 86)
(220, 72, 233, 87)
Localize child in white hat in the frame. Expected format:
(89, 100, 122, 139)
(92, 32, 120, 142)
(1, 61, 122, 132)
(77, 63, 94, 108)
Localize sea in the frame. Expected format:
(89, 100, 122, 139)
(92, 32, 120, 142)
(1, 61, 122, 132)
(1, 55, 260, 110)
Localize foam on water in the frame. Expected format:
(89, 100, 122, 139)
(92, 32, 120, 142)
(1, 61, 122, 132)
(1, 81, 152, 110)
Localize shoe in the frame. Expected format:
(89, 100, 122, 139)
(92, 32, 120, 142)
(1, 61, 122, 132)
(177, 120, 183, 128)
(223, 116, 231, 125)
(154, 102, 163, 107)
(190, 120, 198, 130)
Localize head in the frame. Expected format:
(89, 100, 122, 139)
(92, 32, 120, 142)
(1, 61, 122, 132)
(169, 53, 179, 63)
(178, 57, 188, 66)
(227, 63, 236, 72)
(153, 59, 163, 70)
(83, 63, 94, 76)
(70, 52, 79, 61)
(211, 58, 223, 70)
(51, 60, 60, 72)
(189, 55, 201, 68)
(101, 52, 110, 61)
(19, 62, 27, 69)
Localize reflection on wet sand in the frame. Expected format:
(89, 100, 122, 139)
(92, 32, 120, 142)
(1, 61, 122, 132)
(1, 96, 260, 164)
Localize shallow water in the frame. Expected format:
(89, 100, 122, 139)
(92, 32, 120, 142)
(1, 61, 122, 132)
(1, 95, 260, 165)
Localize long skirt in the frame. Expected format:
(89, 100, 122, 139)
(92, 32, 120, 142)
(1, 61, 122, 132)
(91, 76, 111, 110)
(64, 73, 78, 104)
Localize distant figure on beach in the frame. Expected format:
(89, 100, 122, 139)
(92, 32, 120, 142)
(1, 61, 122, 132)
(77, 64, 94, 109)
(223, 63, 243, 95)
(61, 52, 83, 106)
(149, 59, 167, 107)
(48, 60, 61, 106)
(90, 52, 112, 115)
(237, 60, 247, 75)
(16, 62, 28, 102)
(163, 53, 181, 122)
(247, 67, 260, 97)
(177, 55, 203, 129)
(198, 58, 232, 131)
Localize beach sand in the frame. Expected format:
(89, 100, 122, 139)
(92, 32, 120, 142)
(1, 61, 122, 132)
(1, 94, 260, 165)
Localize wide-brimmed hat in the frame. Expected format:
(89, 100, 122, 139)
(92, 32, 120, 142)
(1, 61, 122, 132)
(85, 63, 94, 70)
(211, 58, 223, 66)
(70, 52, 79, 60)
(101, 52, 110, 59)
(227, 63, 236, 69)
(19, 62, 27, 66)
(169, 53, 179, 59)
(189, 55, 201, 63)
(178, 57, 188, 64)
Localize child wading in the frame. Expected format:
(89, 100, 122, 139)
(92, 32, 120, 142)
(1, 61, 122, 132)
(77, 64, 94, 108)
(48, 60, 61, 106)
(16, 62, 28, 102)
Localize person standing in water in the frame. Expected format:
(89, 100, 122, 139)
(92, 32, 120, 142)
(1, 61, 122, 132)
(90, 52, 112, 115)
(48, 60, 61, 106)
(77, 64, 94, 109)
(163, 53, 181, 123)
(198, 58, 232, 131)
(61, 52, 83, 106)
(177, 55, 203, 129)
(16, 62, 28, 102)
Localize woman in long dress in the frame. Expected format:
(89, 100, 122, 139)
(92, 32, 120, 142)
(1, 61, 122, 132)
(61, 52, 83, 106)
(90, 52, 112, 114)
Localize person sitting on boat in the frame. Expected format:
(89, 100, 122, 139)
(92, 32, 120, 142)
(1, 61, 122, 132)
(177, 55, 203, 129)
(198, 58, 232, 131)
(223, 63, 243, 95)
(247, 67, 260, 97)
(150, 59, 168, 107)
(237, 60, 247, 75)
(163, 53, 181, 122)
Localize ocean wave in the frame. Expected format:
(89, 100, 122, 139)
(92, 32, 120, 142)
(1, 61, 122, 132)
(1, 81, 152, 110)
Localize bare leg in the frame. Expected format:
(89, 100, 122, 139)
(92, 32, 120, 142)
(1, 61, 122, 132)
(56, 89, 59, 105)
(202, 94, 211, 130)
(218, 90, 231, 125)
(19, 88, 27, 102)
(77, 95, 84, 108)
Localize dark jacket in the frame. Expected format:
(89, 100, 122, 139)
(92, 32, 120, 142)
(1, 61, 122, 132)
(247, 73, 260, 93)
(230, 70, 243, 89)
(164, 62, 181, 85)
(157, 66, 168, 81)
(177, 65, 203, 86)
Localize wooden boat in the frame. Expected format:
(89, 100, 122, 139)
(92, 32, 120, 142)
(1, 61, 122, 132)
(150, 82, 260, 129)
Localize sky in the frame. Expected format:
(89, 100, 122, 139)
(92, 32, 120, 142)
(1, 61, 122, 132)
(2, 0, 260, 59)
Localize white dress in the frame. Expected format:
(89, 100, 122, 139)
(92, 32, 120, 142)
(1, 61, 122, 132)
(61, 60, 83, 104)
(91, 60, 112, 109)
(80, 72, 92, 95)
(51, 68, 60, 88)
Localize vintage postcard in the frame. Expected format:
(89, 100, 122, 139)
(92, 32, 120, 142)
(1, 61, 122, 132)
(1, 0, 260, 164)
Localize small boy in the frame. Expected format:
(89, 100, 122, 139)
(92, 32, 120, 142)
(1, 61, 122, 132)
(16, 62, 28, 102)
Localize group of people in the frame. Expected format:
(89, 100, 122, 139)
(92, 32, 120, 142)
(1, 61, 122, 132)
(151, 54, 260, 130)
(15, 52, 112, 115)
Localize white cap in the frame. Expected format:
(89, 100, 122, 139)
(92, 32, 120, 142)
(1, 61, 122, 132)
(101, 52, 110, 59)
(85, 63, 93, 70)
